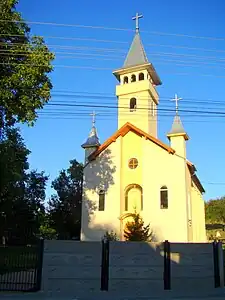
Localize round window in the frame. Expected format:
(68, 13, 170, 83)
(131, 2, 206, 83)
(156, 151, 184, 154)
(128, 158, 138, 169)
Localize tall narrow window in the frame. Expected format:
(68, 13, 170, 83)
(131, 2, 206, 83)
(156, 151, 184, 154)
(124, 76, 128, 84)
(99, 190, 105, 211)
(125, 184, 143, 212)
(139, 73, 144, 81)
(130, 98, 137, 112)
(131, 74, 136, 82)
(160, 186, 168, 209)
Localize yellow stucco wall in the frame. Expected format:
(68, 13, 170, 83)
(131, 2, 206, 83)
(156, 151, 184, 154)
(116, 68, 159, 137)
(191, 182, 207, 242)
(81, 131, 206, 242)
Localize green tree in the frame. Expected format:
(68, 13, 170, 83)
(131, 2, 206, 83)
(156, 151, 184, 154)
(0, 127, 48, 244)
(124, 212, 153, 241)
(103, 230, 119, 241)
(0, 0, 54, 128)
(48, 160, 83, 240)
(39, 212, 57, 240)
(205, 197, 225, 224)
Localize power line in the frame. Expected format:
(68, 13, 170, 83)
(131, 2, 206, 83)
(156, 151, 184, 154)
(1, 62, 225, 78)
(1, 87, 224, 106)
(2, 47, 225, 64)
(1, 19, 225, 41)
(3, 52, 225, 68)
(2, 34, 225, 55)
(0, 34, 129, 44)
(45, 102, 225, 116)
(36, 114, 225, 124)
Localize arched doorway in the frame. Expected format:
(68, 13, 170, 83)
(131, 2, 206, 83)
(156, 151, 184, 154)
(125, 184, 143, 213)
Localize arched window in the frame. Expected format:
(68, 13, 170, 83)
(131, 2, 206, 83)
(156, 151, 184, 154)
(139, 73, 144, 81)
(160, 186, 168, 209)
(130, 98, 137, 112)
(125, 184, 143, 211)
(131, 74, 136, 82)
(123, 76, 128, 84)
(99, 190, 105, 211)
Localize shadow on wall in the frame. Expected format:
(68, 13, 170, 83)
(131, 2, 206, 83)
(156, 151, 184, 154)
(81, 148, 117, 240)
(82, 222, 217, 295)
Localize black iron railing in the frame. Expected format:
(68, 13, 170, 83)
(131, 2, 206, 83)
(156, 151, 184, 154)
(0, 239, 44, 292)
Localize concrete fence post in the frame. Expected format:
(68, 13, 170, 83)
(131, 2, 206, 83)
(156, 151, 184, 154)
(101, 239, 109, 291)
(213, 240, 220, 287)
(217, 241, 224, 287)
(164, 240, 171, 290)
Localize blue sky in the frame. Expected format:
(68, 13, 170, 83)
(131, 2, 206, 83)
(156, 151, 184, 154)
(17, 0, 225, 201)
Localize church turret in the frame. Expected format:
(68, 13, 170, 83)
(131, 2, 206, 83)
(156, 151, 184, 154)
(81, 112, 100, 163)
(167, 94, 189, 158)
(113, 13, 161, 137)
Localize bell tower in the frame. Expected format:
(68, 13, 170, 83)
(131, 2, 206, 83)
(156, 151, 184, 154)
(113, 13, 162, 137)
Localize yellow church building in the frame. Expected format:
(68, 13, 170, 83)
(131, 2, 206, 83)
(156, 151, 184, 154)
(80, 15, 206, 242)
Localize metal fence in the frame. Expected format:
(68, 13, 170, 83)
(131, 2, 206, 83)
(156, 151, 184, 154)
(0, 239, 44, 292)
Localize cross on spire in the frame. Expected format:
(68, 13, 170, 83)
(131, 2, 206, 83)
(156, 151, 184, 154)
(90, 111, 97, 127)
(132, 12, 143, 33)
(172, 94, 182, 115)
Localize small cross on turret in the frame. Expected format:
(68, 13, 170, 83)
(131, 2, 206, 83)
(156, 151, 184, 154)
(172, 94, 182, 115)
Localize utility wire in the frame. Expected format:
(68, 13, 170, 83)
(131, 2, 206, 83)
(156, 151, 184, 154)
(2, 48, 225, 64)
(2, 34, 225, 55)
(1, 62, 225, 78)
(1, 88, 224, 106)
(1, 19, 225, 41)
(45, 102, 225, 116)
(3, 51, 225, 68)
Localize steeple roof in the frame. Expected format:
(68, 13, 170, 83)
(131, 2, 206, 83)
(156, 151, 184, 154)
(167, 114, 189, 140)
(81, 126, 100, 149)
(123, 32, 148, 68)
(169, 115, 185, 134)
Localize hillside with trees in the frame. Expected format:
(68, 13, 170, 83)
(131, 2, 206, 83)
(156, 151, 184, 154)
(205, 197, 225, 241)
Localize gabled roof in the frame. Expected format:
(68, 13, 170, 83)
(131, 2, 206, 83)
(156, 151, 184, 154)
(88, 122, 175, 161)
(123, 32, 148, 68)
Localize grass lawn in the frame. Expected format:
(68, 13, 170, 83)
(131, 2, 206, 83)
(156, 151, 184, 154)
(0, 246, 38, 275)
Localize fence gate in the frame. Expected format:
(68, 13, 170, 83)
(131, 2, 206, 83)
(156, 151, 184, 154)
(0, 239, 44, 292)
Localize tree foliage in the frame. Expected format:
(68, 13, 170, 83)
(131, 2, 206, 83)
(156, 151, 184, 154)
(0, 127, 48, 244)
(0, 0, 54, 127)
(124, 212, 153, 242)
(205, 197, 225, 224)
(48, 160, 83, 240)
(103, 230, 119, 241)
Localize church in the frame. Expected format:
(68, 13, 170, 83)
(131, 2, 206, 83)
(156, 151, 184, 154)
(80, 14, 206, 242)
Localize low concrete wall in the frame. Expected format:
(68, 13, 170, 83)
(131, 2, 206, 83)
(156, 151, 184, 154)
(170, 243, 215, 291)
(41, 240, 223, 296)
(109, 242, 164, 294)
(41, 240, 102, 295)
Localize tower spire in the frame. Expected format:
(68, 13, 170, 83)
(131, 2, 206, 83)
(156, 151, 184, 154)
(81, 111, 100, 149)
(167, 94, 189, 140)
(132, 12, 143, 33)
(122, 13, 148, 69)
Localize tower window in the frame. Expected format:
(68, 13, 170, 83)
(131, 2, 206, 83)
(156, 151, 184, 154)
(160, 186, 168, 209)
(139, 73, 144, 81)
(99, 190, 105, 211)
(123, 76, 128, 84)
(128, 158, 138, 169)
(130, 97, 137, 112)
(131, 74, 136, 82)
